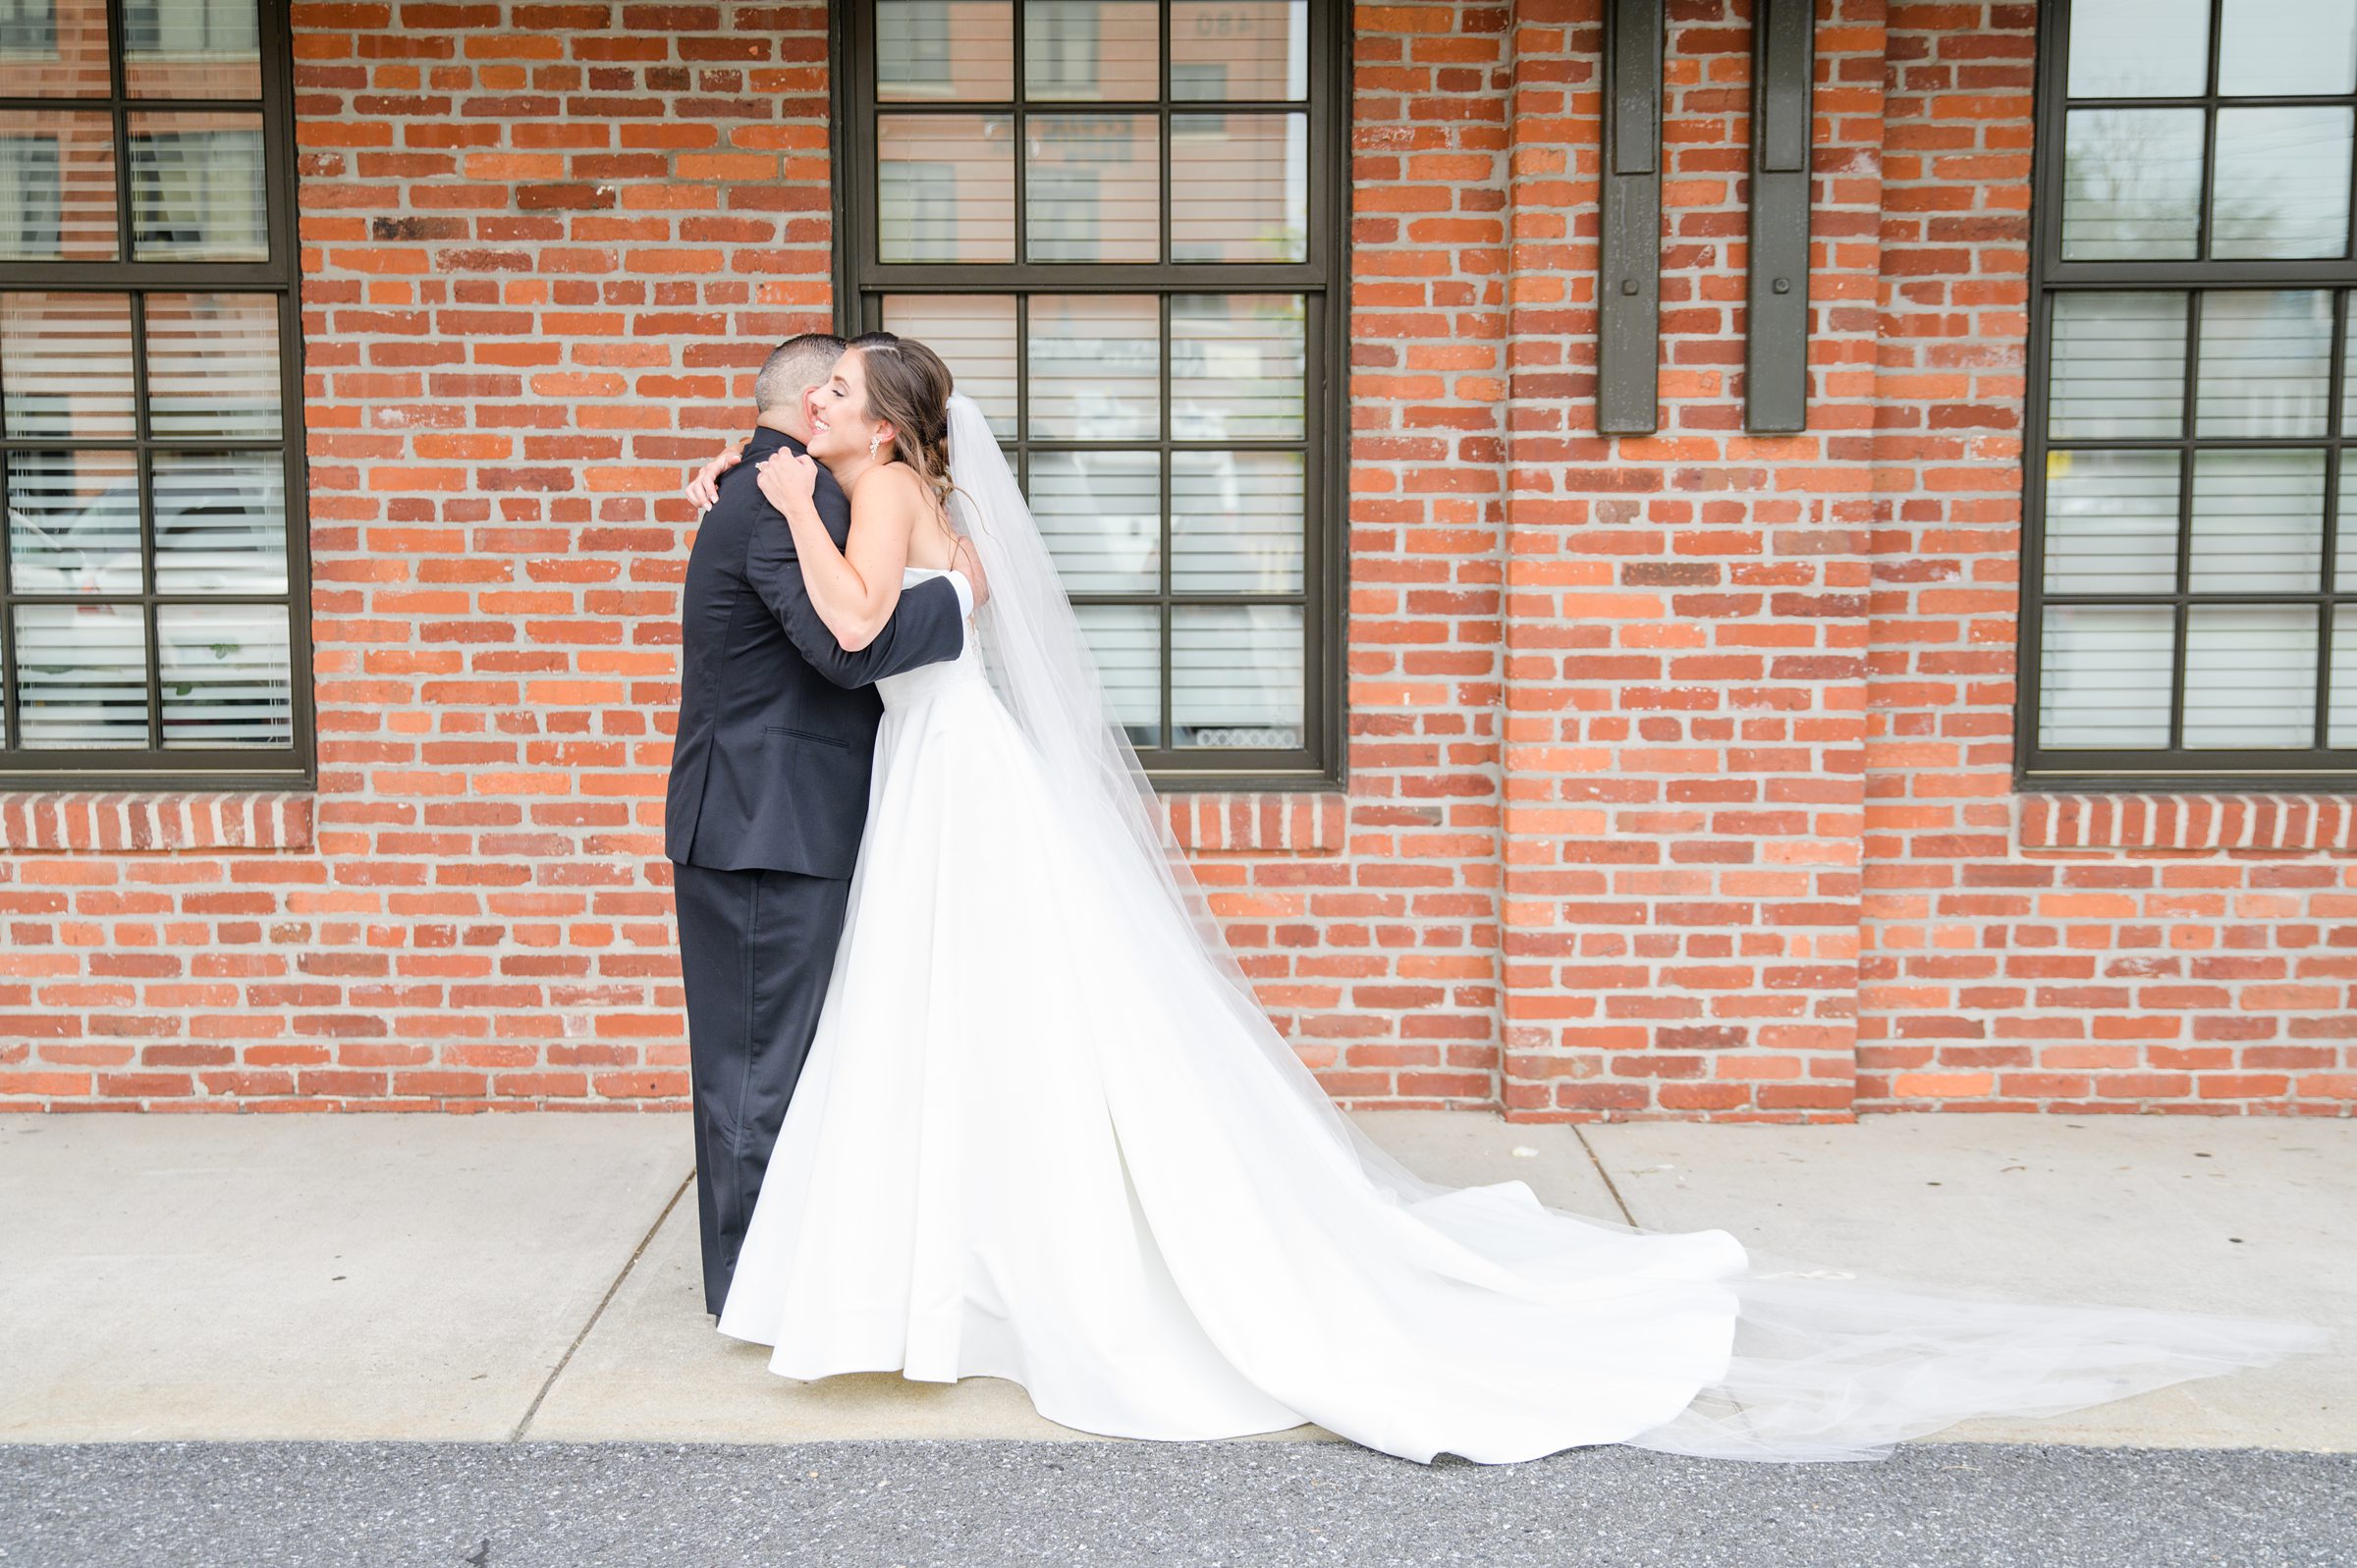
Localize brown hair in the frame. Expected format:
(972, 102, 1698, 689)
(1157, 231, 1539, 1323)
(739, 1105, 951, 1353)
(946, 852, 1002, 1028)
(845, 331, 957, 520)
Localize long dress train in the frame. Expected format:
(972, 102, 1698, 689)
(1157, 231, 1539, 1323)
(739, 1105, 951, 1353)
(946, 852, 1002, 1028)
(714, 569, 2331, 1465)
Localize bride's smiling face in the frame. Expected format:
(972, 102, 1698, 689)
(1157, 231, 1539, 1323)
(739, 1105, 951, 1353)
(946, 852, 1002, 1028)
(804, 350, 892, 465)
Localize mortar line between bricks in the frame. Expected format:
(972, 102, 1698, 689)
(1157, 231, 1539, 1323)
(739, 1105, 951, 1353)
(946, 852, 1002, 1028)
(508, 1165, 693, 1443)
(1570, 1129, 1637, 1226)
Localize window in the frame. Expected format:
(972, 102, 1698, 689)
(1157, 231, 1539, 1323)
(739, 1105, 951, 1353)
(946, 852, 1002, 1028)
(0, 0, 307, 784)
(2024, 0, 2357, 781)
(839, 0, 1343, 784)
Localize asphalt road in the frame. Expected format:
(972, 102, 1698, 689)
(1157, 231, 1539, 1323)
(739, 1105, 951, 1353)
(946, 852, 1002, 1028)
(1, 1438, 2348, 1568)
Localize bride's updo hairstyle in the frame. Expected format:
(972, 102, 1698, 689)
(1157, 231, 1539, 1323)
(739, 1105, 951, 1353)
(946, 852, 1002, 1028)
(846, 330, 957, 517)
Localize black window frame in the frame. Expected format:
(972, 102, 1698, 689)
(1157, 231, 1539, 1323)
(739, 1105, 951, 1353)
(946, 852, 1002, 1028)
(2021, 0, 2357, 787)
(0, 0, 311, 789)
(832, 0, 1349, 789)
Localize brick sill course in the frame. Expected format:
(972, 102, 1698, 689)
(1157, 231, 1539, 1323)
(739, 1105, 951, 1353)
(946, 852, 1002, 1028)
(0, 791, 315, 853)
(0, 788, 1341, 858)
(2019, 791, 2357, 853)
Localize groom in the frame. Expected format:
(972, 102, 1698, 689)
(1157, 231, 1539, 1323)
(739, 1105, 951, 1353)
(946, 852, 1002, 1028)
(665, 332, 972, 1320)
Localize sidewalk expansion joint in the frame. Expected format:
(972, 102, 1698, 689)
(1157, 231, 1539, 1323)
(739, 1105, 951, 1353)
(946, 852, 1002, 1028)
(1571, 1128, 1637, 1225)
(508, 1165, 693, 1443)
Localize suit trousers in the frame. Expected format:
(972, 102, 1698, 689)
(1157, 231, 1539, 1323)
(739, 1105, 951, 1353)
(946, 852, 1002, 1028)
(671, 860, 855, 1317)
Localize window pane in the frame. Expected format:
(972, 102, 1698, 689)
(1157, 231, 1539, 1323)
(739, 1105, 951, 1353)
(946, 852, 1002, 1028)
(1024, 0, 1158, 101)
(2212, 108, 2353, 261)
(1027, 294, 1158, 439)
(2195, 290, 2331, 438)
(1074, 603, 1160, 745)
(2047, 292, 2185, 440)
(2060, 109, 2204, 261)
(143, 293, 283, 439)
(2330, 609, 2357, 746)
(876, 0, 1013, 101)
(2340, 452, 2357, 588)
(0, 292, 136, 439)
(1174, 604, 1300, 747)
(2037, 605, 2174, 749)
(129, 112, 268, 262)
(153, 451, 288, 594)
(878, 113, 1014, 263)
(15, 602, 148, 749)
(2064, 0, 2210, 97)
(1029, 450, 1160, 591)
(0, 0, 112, 97)
(6, 450, 140, 595)
(2183, 606, 2319, 747)
(880, 294, 1018, 433)
(2042, 450, 2180, 595)
(2189, 449, 2326, 592)
(0, 109, 119, 262)
(2218, 0, 2357, 96)
(1173, 451, 1302, 593)
(1026, 112, 1158, 262)
(1171, 112, 1306, 263)
(123, 0, 262, 99)
(1173, 0, 1307, 100)
(1172, 293, 1305, 440)
(158, 602, 293, 748)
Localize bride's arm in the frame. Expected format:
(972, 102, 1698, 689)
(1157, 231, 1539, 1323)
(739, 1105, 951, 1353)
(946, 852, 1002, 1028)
(754, 453, 915, 652)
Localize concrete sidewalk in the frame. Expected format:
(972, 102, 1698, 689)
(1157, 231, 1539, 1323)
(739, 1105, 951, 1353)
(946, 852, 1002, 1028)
(2, 1110, 2348, 1452)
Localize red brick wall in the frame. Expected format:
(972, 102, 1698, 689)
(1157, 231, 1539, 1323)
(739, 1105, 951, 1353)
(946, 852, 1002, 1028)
(1857, 4, 2357, 1115)
(1, 0, 2349, 1119)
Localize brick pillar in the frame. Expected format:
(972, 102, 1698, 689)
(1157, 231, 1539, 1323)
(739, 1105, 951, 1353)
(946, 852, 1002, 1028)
(1497, 0, 1889, 1120)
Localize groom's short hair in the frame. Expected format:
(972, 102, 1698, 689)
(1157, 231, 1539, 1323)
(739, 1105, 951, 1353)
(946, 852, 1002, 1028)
(754, 332, 848, 415)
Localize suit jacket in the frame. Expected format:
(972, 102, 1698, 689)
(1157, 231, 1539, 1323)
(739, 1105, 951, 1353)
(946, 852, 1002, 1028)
(665, 425, 965, 877)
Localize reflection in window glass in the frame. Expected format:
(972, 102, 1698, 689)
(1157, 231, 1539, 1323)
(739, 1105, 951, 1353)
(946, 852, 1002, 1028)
(2211, 108, 2353, 260)
(123, 0, 263, 98)
(1172, 0, 1306, 99)
(144, 293, 283, 440)
(1025, 0, 1158, 101)
(877, 0, 1014, 101)
(129, 113, 268, 261)
(878, 114, 1014, 262)
(0, 0, 112, 97)
(2065, 0, 2211, 97)
(2059, 109, 2204, 260)
(1171, 112, 1306, 263)
(852, 0, 1332, 773)
(0, 111, 119, 262)
(0, 293, 137, 439)
(6, 450, 141, 597)
(1026, 113, 1158, 262)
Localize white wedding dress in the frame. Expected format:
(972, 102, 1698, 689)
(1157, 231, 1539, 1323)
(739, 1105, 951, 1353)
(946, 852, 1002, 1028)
(715, 405, 2330, 1466)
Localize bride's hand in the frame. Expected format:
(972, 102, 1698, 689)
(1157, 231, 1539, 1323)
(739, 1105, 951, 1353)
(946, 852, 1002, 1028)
(684, 441, 746, 511)
(756, 451, 820, 514)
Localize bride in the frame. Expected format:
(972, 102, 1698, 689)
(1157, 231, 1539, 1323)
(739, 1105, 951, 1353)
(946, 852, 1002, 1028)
(688, 332, 2330, 1465)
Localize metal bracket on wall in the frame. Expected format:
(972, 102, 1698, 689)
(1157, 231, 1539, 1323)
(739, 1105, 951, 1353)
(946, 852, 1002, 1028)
(1599, 0, 1665, 436)
(1744, 0, 1815, 432)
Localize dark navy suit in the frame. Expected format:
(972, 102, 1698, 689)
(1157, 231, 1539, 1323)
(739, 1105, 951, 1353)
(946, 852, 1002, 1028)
(666, 424, 964, 1316)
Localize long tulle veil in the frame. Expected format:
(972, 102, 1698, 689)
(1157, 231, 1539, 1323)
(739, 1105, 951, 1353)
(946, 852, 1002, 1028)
(941, 391, 2330, 1462)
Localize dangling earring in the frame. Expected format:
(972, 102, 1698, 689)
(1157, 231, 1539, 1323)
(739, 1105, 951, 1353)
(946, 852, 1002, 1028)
(868, 430, 885, 460)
